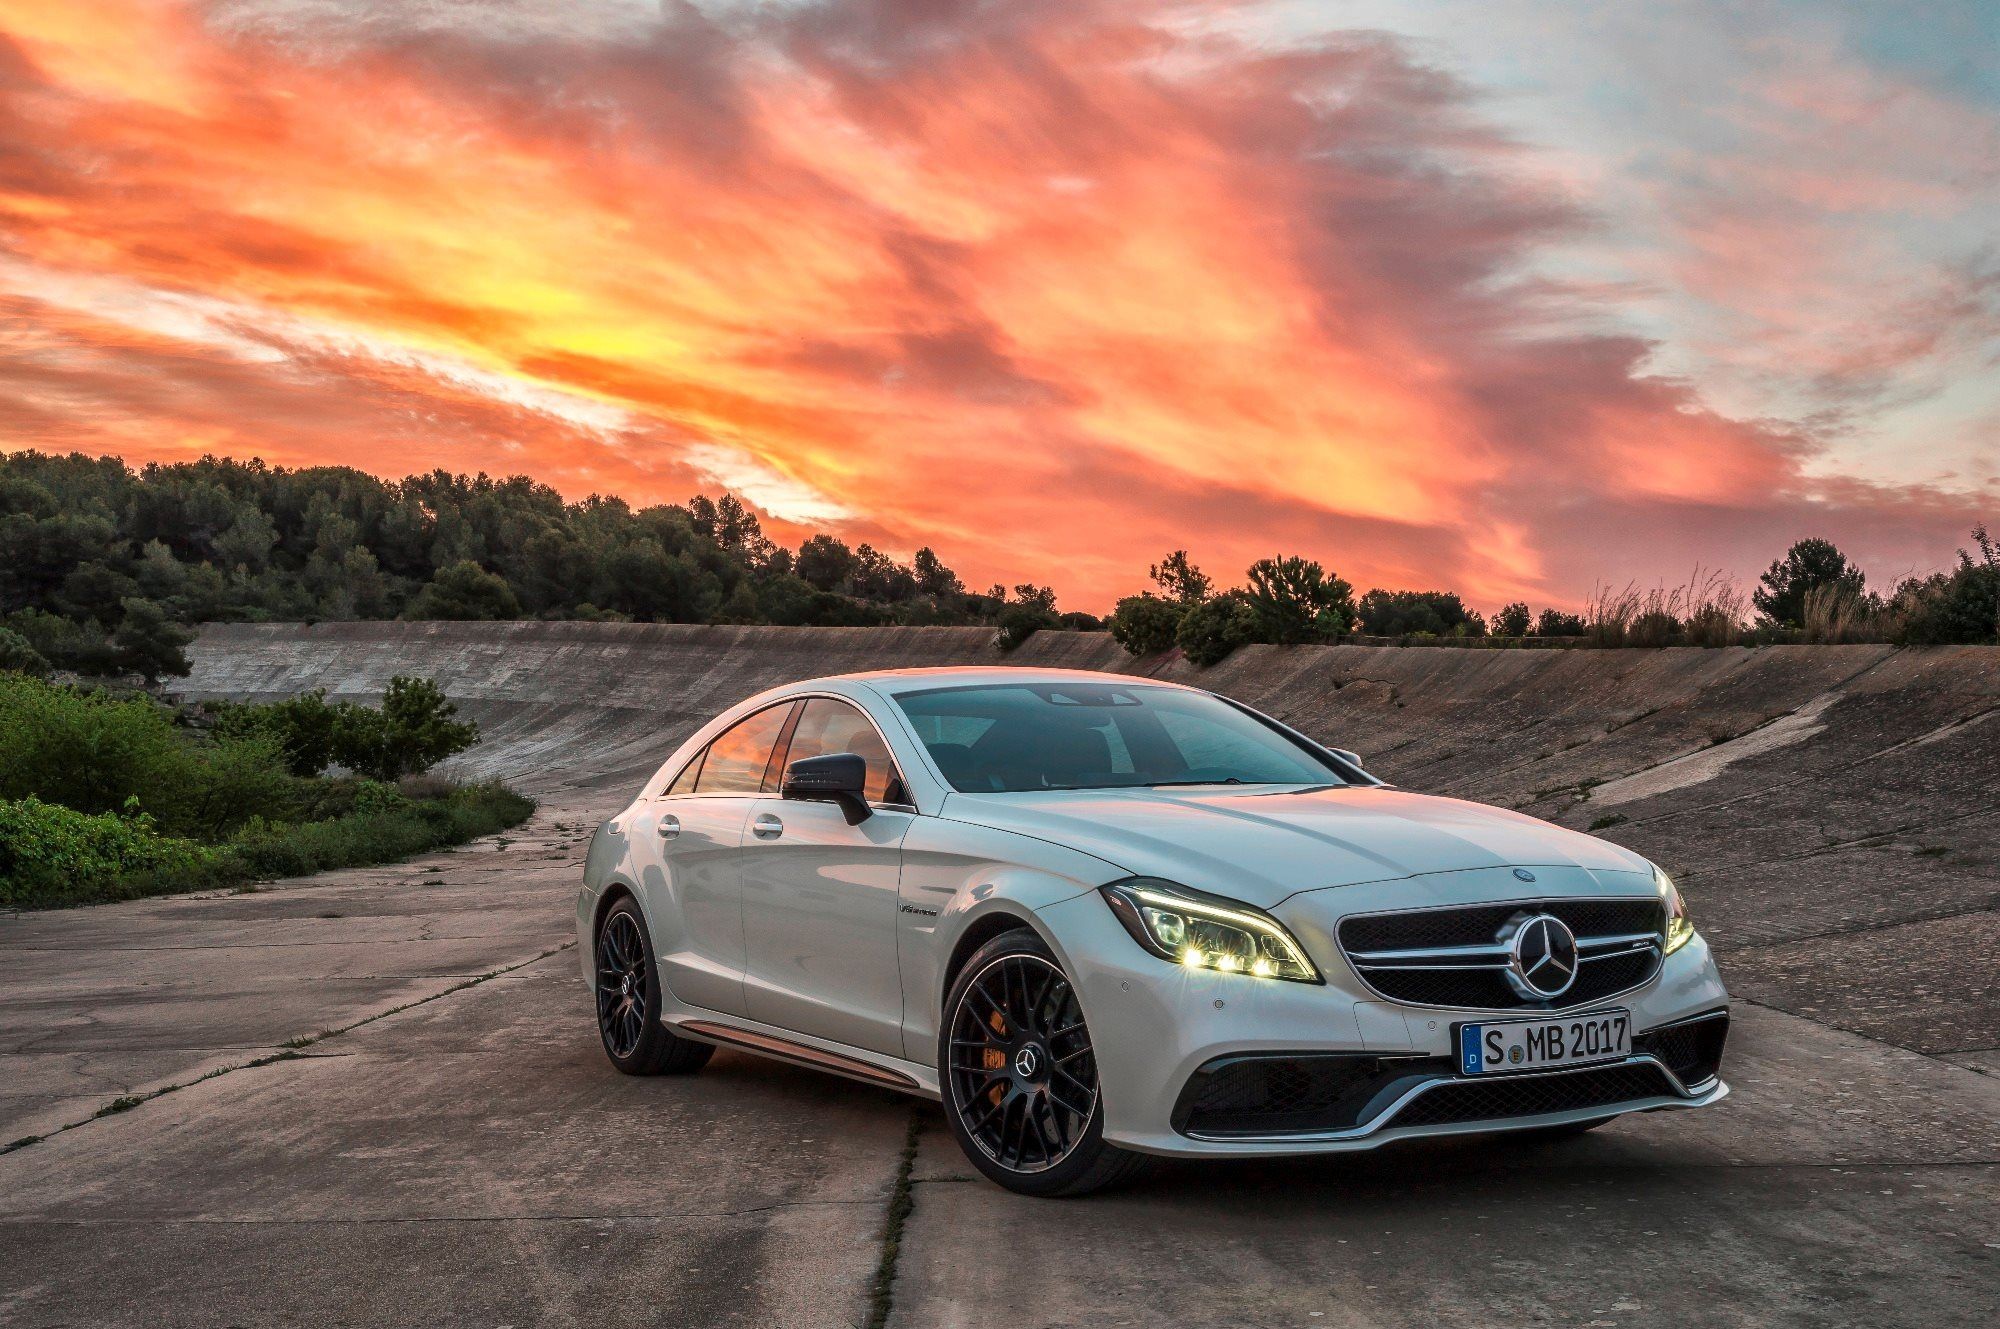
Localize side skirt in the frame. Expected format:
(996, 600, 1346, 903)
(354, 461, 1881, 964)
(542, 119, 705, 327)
(676, 1019, 941, 1100)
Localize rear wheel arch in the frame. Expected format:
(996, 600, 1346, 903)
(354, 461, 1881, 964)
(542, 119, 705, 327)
(592, 881, 638, 942)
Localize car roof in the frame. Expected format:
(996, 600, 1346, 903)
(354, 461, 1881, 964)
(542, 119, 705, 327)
(796, 665, 1201, 697)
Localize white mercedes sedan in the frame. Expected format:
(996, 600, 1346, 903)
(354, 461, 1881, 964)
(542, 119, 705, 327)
(577, 667, 1729, 1196)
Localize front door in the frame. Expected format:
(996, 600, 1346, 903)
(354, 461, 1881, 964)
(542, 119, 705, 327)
(740, 697, 913, 1056)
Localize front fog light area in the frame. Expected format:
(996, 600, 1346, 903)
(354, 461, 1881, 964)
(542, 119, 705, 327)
(1101, 879, 1321, 982)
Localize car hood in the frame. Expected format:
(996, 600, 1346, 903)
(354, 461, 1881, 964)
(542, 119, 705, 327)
(940, 785, 1654, 909)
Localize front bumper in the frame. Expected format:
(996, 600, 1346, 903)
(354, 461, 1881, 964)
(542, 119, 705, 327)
(1033, 882, 1731, 1158)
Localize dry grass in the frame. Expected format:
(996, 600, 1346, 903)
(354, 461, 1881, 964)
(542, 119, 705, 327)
(1587, 568, 1747, 648)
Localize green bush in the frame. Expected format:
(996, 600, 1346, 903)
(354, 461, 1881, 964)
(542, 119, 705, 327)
(1108, 595, 1184, 656)
(0, 673, 292, 839)
(0, 797, 213, 908)
(1176, 593, 1261, 667)
(995, 601, 1059, 650)
(331, 676, 480, 780)
(0, 626, 51, 677)
(1244, 556, 1354, 643)
(4, 783, 534, 909)
(209, 689, 345, 777)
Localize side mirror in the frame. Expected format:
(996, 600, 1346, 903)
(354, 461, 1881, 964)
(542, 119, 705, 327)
(1330, 748, 1370, 777)
(782, 752, 872, 824)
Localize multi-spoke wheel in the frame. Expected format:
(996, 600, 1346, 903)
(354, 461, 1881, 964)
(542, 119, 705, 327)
(940, 929, 1152, 1197)
(593, 895, 713, 1076)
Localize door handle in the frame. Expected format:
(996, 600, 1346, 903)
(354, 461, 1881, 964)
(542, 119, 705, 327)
(658, 814, 680, 840)
(752, 813, 784, 840)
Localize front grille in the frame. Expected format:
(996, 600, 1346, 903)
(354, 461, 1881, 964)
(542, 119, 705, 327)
(1635, 1011, 1729, 1086)
(1175, 1054, 1452, 1137)
(1388, 1063, 1679, 1129)
(1338, 897, 1665, 1011)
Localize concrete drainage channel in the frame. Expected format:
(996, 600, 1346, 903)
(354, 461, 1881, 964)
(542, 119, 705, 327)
(0, 624, 1994, 1326)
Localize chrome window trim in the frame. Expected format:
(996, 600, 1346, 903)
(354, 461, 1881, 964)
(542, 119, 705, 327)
(646, 690, 919, 811)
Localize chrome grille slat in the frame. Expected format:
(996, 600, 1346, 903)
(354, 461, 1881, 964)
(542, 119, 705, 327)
(1336, 896, 1666, 1011)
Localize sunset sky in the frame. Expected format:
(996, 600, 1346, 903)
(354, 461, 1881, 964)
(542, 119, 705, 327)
(1, 0, 1994, 610)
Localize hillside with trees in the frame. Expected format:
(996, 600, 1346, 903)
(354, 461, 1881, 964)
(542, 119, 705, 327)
(2, 450, 1993, 681)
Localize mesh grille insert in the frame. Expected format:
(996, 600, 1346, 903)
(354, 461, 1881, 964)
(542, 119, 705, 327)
(1389, 1063, 1678, 1129)
(1635, 1012, 1729, 1086)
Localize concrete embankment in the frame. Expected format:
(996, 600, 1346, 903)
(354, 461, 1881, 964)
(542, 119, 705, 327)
(180, 622, 1999, 1060)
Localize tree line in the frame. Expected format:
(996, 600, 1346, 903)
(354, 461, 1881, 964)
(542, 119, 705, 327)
(1, 450, 1993, 681)
(0, 451, 1081, 680)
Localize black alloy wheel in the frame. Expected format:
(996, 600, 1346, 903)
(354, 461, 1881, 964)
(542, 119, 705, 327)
(594, 895, 713, 1076)
(940, 929, 1151, 1197)
(597, 909, 649, 1058)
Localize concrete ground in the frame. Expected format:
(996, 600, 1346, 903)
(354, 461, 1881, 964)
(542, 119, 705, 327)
(2, 628, 1995, 1325)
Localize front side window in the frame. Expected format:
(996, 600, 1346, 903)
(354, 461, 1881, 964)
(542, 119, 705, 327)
(693, 703, 793, 795)
(894, 683, 1344, 793)
(782, 697, 905, 804)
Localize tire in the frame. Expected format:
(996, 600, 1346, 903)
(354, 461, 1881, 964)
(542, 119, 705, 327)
(595, 895, 713, 1077)
(939, 928, 1152, 1197)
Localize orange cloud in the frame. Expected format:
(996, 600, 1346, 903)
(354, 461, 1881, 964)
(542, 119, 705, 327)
(0, 0, 1988, 610)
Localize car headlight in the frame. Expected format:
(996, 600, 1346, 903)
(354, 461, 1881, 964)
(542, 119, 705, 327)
(1100, 878, 1321, 983)
(1657, 866, 1696, 954)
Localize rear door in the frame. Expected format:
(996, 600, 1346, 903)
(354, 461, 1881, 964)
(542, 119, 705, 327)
(637, 701, 796, 1017)
(740, 696, 913, 1056)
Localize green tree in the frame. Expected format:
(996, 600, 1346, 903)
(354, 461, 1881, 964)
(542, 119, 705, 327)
(111, 598, 193, 681)
(1535, 607, 1587, 637)
(1492, 602, 1531, 637)
(995, 600, 1060, 650)
(334, 676, 480, 781)
(1753, 538, 1865, 629)
(1108, 595, 1184, 656)
(1176, 593, 1261, 666)
(406, 561, 523, 621)
(1244, 556, 1353, 643)
(1148, 550, 1212, 604)
(0, 626, 50, 677)
(795, 535, 855, 591)
(210, 689, 345, 777)
(912, 547, 963, 598)
(1357, 589, 1481, 637)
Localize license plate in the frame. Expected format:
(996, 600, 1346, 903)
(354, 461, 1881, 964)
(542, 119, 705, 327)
(1457, 1010, 1630, 1075)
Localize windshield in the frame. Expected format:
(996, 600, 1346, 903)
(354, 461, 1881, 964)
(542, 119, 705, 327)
(892, 682, 1345, 793)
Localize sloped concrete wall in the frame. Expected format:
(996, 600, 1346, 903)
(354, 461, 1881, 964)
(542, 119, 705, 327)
(181, 622, 1999, 1058)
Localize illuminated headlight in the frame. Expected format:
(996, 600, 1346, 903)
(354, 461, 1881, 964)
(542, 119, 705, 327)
(1658, 866, 1696, 954)
(1100, 879, 1321, 983)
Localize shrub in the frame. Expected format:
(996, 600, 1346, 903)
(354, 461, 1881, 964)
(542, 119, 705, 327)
(1357, 589, 1480, 638)
(209, 689, 346, 777)
(1492, 602, 1531, 638)
(995, 601, 1059, 650)
(0, 673, 291, 837)
(1894, 526, 1998, 645)
(1176, 593, 1261, 667)
(332, 676, 481, 781)
(0, 797, 213, 908)
(1535, 608, 1587, 637)
(1245, 557, 1353, 643)
(0, 625, 51, 677)
(1108, 595, 1184, 656)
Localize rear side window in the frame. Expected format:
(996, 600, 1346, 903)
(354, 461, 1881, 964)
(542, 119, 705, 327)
(663, 750, 705, 796)
(782, 698, 905, 804)
(693, 704, 793, 795)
